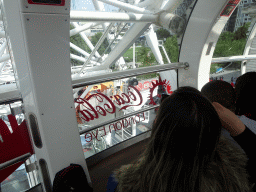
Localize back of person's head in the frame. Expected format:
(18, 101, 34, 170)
(140, 86, 223, 192)
(235, 72, 256, 120)
(201, 80, 236, 113)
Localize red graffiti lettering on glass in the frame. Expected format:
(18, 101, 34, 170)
(75, 86, 143, 122)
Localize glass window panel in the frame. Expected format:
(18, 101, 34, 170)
(81, 108, 155, 159)
(1, 164, 30, 192)
(211, 2, 254, 84)
(0, 103, 40, 191)
(74, 75, 175, 157)
(74, 76, 175, 131)
(69, 0, 196, 78)
(0, 20, 18, 89)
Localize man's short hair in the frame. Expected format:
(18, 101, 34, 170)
(235, 72, 256, 118)
(201, 80, 236, 112)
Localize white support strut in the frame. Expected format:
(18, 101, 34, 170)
(0, 54, 10, 63)
(70, 11, 157, 23)
(70, 22, 103, 37)
(98, 0, 151, 14)
(71, 22, 101, 58)
(211, 55, 256, 63)
(70, 42, 97, 61)
(78, 23, 114, 74)
(0, 31, 5, 38)
(0, 41, 7, 56)
(70, 54, 100, 65)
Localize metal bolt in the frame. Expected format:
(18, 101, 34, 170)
(184, 62, 189, 70)
(42, 113, 44, 115)
(65, 8, 67, 10)
(65, 19, 67, 21)
(26, 6, 28, 8)
(71, 106, 73, 108)
(27, 19, 29, 21)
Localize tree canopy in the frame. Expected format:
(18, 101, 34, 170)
(90, 32, 109, 55)
(163, 35, 179, 63)
(156, 28, 171, 40)
(213, 22, 250, 58)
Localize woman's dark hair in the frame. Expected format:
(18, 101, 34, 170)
(115, 86, 251, 192)
(235, 72, 256, 120)
(136, 87, 222, 192)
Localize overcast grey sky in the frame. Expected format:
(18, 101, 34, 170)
(71, 0, 118, 11)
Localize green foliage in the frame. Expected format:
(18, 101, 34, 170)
(218, 31, 234, 41)
(213, 37, 247, 57)
(123, 47, 134, 62)
(156, 28, 171, 40)
(70, 25, 90, 66)
(70, 27, 110, 66)
(233, 22, 251, 40)
(213, 23, 249, 58)
(137, 46, 156, 67)
(123, 47, 143, 62)
(211, 23, 250, 73)
(164, 35, 179, 63)
(90, 32, 109, 55)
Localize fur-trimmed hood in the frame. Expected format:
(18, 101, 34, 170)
(113, 134, 254, 192)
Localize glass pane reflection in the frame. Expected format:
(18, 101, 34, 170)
(81, 108, 156, 159)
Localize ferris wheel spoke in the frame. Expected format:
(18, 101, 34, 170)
(86, 23, 151, 72)
(0, 31, 5, 38)
(0, 54, 9, 63)
(98, 0, 151, 14)
(71, 22, 101, 58)
(92, 0, 106, 12)
(0, 40, 6, 56)
(160, 0, 184, 12)
(69, 0, 186, 74)
(70, 11, 158, 23)
(70, 54, 101, 66)
(79, 23, 115, 74)
(70, 42, 98, 61)
(70, 22, 103, 37)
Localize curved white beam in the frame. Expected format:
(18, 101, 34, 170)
(241, 21, 256, 74)
(179, 0, 231, 90)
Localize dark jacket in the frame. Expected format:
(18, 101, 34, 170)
(107, 126, 256, 192)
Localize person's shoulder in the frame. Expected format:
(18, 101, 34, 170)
(237, 115, 256, 134)
(113, 157, 145, 185)
(238, 115, 256, 123)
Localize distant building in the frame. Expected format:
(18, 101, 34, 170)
(223, 0, 254, 32)
(77, 23, 104, 37)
